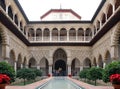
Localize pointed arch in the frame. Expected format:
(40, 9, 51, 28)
(9, 50, 16, 67)
(28, 57, 37, 68)
(43, 28, 50, 41)
(105, 50, 111, 64)
(14, 14, 18, 26)
(39, 57, 49, 76)
(20, 21, 23, 31)
(71, 58, 80, 76)
(98, 55, 103, 68)
(52, 28, 58, 41)
(83, 58, 91, 69)
(28, 28, 34, 41)
(60, 28, 67, 41)
(69, 28, 76, 41)
(85, 28, 92, 41)
(107, 4, 113, 19)
(93, 26, 96, 35)
(96, 20, 100, 31)
(93, 57, 97, 67)
(36, 28, 42, 41)
(101, 13, 106, 25)
(8, 5, 13, 20)
(53, 48, 67, 62)
(17, 53, 22, 70)
(78, 28, 84, 41)
(23, 57, 27, 68)
(53, 48, 67, 76)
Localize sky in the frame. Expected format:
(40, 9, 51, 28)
(18, 0, 102, 21)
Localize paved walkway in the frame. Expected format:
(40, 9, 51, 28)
(6, 77, 114, 89)
(68, 77, 114, 89)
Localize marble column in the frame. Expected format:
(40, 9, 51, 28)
(103, 62, 106, 69)
(14, 61, 17, 72)
(49, 65, 52, 75)
(80, 66, 83, 71)
(21, 63, 23, 69)
(37, 64, 40, 69)
(67, 65, 71, 75)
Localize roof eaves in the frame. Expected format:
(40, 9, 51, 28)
(91, 0, 106, 22)
(14, 0, 29, 23)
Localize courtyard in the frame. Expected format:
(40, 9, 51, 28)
(0, 0, 120, 89)
(6, 77, 113, 89)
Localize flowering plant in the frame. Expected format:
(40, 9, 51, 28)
(68, 74, 72, 77)
(110, 74, 120, 84)
(48, 74, 51, 77)
(0, 74, 10, 84)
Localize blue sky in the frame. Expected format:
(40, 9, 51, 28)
(18, 0, 102, 21)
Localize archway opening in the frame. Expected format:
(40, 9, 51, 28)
(9, 50, 15, 68)
(71, 58, 80, 76)
(53, 48, 67, 76)
(40, 58, 49, 76)
(54, 60, 66, 76)
(28, 57, 36, 68)
(83, 58, 91, 69)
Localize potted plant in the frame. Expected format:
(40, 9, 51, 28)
(0, 61, 15, 82)
(68, 74, 72, 77)
(110, 74, 120, 89)
(48, 74, 51, 77)
(102, 61, 120, 83)
(0, 74, 10, 89)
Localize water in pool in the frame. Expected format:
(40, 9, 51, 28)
(37, 77, 84, 89)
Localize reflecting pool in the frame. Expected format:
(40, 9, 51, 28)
(37, 77, 84, 89)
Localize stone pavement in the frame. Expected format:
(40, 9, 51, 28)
(6, 77, 114, 89)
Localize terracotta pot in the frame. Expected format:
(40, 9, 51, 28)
(0, 84, 6, 89)
(112, 84, 120, 89)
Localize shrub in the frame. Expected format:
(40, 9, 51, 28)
(17, 68, 36, 85)
(79, 69, 89, 81)
(32, 69, 42, 77)
(102, 61, 120, 83)
(0, 61, 15, 82)
(87, 67, 103, 85)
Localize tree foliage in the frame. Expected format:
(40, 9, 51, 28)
(79, 69, 89, 80)
(32, 69, 42, 77)
(17, 68, 36, 85)
(87, 67, 103, 85)
(0, 61, 15, 82)
(102, 61, 120, 83)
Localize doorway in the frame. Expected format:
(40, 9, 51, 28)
(53, 48, 67, 76)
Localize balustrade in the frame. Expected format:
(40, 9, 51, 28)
(28, 36, 91, 42)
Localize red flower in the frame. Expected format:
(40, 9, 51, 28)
(0, 74, 10, 84)
(48, 74, 51, 77)
(110, 74, 120, 84)
(68, 74, 72, 77)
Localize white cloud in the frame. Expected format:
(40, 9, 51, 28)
(18, 0, 102, 21)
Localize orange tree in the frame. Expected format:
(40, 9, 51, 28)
(87, 67, 103, 86)
(17, 68, 36, 85)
